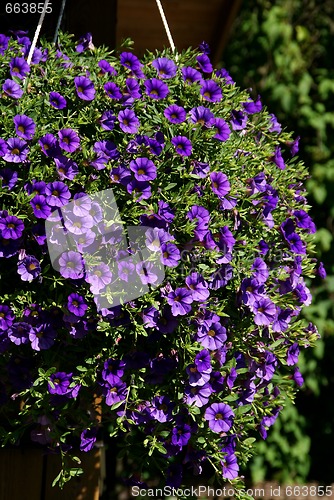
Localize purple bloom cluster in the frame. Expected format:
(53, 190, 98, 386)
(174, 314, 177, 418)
(0, 33, 322, 493)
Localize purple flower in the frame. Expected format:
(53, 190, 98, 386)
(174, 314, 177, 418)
(144, 78, 169, 99)
(164, 104, 186, 124)
(127, 179, 152, 200)
(148, 395, 174, 422)
(104, 82, 122, 100)
(196, 321, 227, 350)
(252, 257, 269, 284)
(289, 136, 300, 156)
(58, 251, 85, 279)
(167, 288, 193, 316)
(195, 349, 212, 374)
(185, 273, 210, 302)
(200, 80, 222, 102)
(271, 146, 285, 170)
(30, 195, 51, 219)
(129, 157, 157, 181)
(58, 128, 80, 153)
(67, 293, 88, 317)
(216, 67, 235, 84)
(241, 278, 264, 306)
(29, 324, 56, 351)
(74, 76, 96, 101)
(123, 78, 142, 104)
(99, 110, 116, 131)
(317, 262, 327, 279)
(3, 138, 29, 163)
(10, 57, 30, 79)
(212, 118, 231, 141)
(222, 453, 239, 480)
(171, 423, 192, 447)
(76, 32, 94, 52)
(13, 114, 36, 140)
(189, 106, 214, 126)
(17, 255, 41, 281)
(171, 136, 192, 156)
(0, 214, 24, 240)
(181, 66, 203, 84)
(293, 368, 304, 387)
(253, 297, 276, 326)
(39, 133, 59, 157)
(48, 372, 73, 395)
(230, 109, 248, 130)
(293, 210, 316, 233)
(0, 168, 18, 190)
(160, 243, 181, 267)
(136, 261, 159, 285)
(287, 343, 300, 366)
(120, 52, 142, 71)
(210, 172, 230, 197)
(49, 91, 67, 109)
(204, 403, 234, 433)
(55, 156, 79, 180)
(0, 305, 15, 331)
(7, 322, 31, 346)
(152, 57, 177, 79)
(80, 428, 98, 452)
(185, 382, 213, 407)
(98, 59, 117, 76)
(103, 376, 127, 406)
(242, 95, 262, 114)
(286, 232, 306, 254)
(0, 34, 10, 55)
(2, 79, 23, 99)
(93, 140, 119, 159)
(269, 114, 282, 133)
(86, 263, 113, 293)
(118, 109, 140, 133)
(196, 54, 213, 73)
(45, 181, 71, 207)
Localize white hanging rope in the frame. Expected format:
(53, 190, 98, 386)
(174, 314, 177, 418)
(53, 0, 67, 44)
(26, 0, 50, 65)
(155, 0, 176, 51)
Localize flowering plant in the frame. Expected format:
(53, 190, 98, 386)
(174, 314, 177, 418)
(0, 31, 324, 493)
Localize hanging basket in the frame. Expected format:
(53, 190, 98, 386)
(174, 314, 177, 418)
(0, 19, 323, 496)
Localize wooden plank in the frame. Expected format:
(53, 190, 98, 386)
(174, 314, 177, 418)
(0, 448, 44, 500)
(116, 0, 235, 57)
(44, 449, 101, 500)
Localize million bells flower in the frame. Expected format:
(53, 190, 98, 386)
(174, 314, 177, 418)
(0, 32, 323, 494)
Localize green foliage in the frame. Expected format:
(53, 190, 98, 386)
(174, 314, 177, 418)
(223, 0, 334, 483)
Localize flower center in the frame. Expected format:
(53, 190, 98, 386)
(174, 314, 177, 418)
(12, 67, 19, 73)
(208, 329, 216, 337)
(52, 190, 59, 196)
(122, 119, 129, 126)
(215, 413, 223, 420)
(150, 89, 158, 96)
(94, 270, 102, 277)
(62, 137, 69, 144)
(28, 263, 36, 271)
(7, 223, 15, 229)
(72, 300, 79, 307)
(203, 92, 211, 98)
(18, 125, 25, 133)
(77, 86, 83, 93)
(11, 148, 20, 155)
(137, 169, 145, 175)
